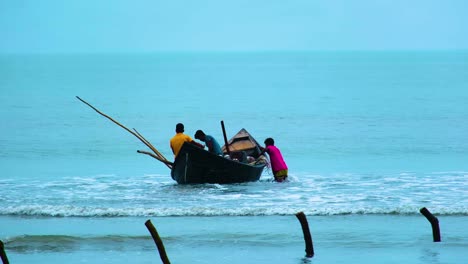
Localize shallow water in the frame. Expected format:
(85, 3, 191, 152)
(2, 215, 466, 264)
(1, 51, 468, 263)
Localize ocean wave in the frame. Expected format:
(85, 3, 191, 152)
(2, 235, 153, 253)
(1, 205, 467, 217)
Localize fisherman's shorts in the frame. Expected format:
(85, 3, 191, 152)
(273, 169, 288, 182)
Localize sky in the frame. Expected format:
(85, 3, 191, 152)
(1, 0, 468, 53)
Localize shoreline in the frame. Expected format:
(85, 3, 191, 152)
(1, 215, 466, 264)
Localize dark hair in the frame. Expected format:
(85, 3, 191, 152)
(194, 130, 205, 139)
(176, 123, 184, 133)
(264, 138, 274, 146)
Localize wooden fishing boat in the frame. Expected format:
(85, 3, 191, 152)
(77, 97, 266, 184)
(171, 129, 267, 184)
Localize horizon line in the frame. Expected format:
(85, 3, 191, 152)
(1, 48, 468, 56)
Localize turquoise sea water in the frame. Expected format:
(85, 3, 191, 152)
(1, 51, 468, 263)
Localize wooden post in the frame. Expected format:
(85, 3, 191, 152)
(295, 212, 314, 258)
(145, 220, 171, 264)
(420, 207, 441, 242)
(220, 120, 231, 156)
(0, 240, 9, 264)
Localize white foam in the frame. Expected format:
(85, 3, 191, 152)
(1, 204, 467, 217)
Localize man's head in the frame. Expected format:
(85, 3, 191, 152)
(264, 138, 274, 146)
(176, 123, 184, 133)
(194, 130, 206, 141)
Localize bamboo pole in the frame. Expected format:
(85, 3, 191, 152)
(76, 96, 171, 169)
(145, 220, 171, 264)
(133, 128, 172, 169)
(0, 240, 9, 264)
(134, 128, 161, 155)
(137, 150, 173, 166)
(420, 207, 441, 242)
(295, 212, 314, 258)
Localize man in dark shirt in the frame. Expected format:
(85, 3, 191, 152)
(194, 130, 223, 155)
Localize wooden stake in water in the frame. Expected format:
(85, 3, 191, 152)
(0, 240, 10, 264)
(145, 220, 171, 264)
(295, 211, 315, 257)
(420, 207, 441, 242)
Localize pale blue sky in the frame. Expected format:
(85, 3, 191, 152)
(1, 0, 468, 53)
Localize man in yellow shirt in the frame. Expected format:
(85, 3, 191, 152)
(170, 123, 204, 157)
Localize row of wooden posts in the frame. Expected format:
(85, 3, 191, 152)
(0, 207, 441, 264)
(145, 212, 315, 264)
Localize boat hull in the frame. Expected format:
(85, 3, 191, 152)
(171, 142, 265, 184)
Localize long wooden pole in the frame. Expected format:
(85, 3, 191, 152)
(76, 96, 171, 169)
(137, 150, 173, 166)
(134, 129, 170, 161)
(220, 120, 230, 156)
(134, 128, 172, 169)
(145, 220, 171, 264)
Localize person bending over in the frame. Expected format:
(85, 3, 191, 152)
(194, 129, 223, 156)
(260, 137, 288, 182)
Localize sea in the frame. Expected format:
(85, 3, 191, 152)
(1, 51, 467, 264)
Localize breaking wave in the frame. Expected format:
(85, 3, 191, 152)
(1, 205, 467, 217)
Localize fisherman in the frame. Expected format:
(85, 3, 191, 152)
(194, 129, 223, 156)
(259, 137, 288, 182)
(170, 123, 204, 158)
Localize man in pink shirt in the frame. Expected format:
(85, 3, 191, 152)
(260, 138, 288, 182)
